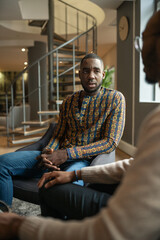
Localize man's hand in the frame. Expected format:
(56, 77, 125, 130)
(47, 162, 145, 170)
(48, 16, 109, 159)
(0, 212, 24, 240)
(38, 171, 75, 189)
(38, 149, 68, 170)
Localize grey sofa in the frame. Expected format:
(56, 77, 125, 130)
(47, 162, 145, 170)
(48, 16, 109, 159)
(0, 104, 30, 129)
(13, 122, 115, 204)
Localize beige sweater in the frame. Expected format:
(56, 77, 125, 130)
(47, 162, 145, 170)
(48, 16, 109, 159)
(19, 105, 160, 240)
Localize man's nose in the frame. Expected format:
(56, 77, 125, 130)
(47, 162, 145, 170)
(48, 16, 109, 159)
(88, 70, 95, 78)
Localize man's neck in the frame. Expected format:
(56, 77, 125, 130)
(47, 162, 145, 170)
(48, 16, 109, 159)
(83, 87, 102, 97)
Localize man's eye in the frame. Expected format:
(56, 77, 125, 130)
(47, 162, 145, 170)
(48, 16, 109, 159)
(83, 70, 89, 74)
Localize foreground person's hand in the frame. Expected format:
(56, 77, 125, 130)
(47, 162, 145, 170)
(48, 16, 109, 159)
(38, 171, 76, 189)
(0, 212, 24, 240)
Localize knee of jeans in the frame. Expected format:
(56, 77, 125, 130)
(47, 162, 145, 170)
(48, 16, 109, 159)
(0, 164, 11, 177)
(0, 154, 12, 168)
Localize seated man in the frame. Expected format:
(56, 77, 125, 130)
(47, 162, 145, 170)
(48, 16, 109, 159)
(0, 53, 125, 206)
(38, 157, 134, 220)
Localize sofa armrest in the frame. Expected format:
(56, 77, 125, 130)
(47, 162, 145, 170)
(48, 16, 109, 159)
(90, 151, 115, 166)
(16, 122, 57, 152)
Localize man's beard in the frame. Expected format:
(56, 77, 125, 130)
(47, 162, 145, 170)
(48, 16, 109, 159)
(145, 75, 158, 84)
(82, 82, 102, 94)
(82, 84, 102, 93)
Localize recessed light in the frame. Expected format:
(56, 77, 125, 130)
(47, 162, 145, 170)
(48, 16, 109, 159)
(21, 48, 26, 52)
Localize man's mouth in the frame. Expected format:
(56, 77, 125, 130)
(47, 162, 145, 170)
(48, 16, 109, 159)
(88, 81, 96, 88)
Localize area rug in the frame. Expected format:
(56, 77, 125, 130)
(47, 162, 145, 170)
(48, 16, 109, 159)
(12, 197, 41, 216)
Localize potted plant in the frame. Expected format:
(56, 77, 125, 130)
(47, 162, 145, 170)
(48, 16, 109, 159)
(102, 66, 115, 88)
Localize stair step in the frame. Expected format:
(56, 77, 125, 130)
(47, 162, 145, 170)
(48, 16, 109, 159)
(54, 40, 78, 50)
(23, 127, 48, 136)
(56, 73, 79, 78)
(54, 64, 79, 71)
(12, 127, 48, 136)
(54, 64, 72, 70)
(50, 99, 64, 105)
(53, 33, 67, 42)
(53, 69, 79, 76)
(58, 48, 85, 56)
(59, 57, 81, 62)
(11, 137, 41, 145)
(53, 90, 73, 96)
(37, 110, 59, 115)
(28, 20, 46, 28)
(41, 22, 67, 42)
(22, 118, 54, 126)
(53, 81, 81, 87)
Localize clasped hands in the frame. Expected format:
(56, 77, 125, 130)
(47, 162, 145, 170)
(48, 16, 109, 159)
(36, 148, 79, 189)
(37, 148, 68, 171)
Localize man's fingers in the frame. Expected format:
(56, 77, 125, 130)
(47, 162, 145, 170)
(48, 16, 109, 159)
(37, 178, 45, 188)
(43, 163, 60, 171)
(38, 172, 54, 188)
(44, 179, 57, 188)
(41, 157, 52, 165)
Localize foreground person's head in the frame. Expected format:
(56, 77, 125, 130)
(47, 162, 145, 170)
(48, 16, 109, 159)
(142, 10, 160, 84)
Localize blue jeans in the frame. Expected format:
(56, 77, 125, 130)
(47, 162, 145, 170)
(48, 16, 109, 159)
(0, 151, 90, 206)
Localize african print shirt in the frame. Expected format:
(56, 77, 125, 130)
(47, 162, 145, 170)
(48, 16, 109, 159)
(46, 87, 125, 159)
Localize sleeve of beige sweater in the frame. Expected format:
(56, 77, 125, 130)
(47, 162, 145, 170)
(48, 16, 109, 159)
(19, 106, 160, 240)
(81, 157, 134, 184)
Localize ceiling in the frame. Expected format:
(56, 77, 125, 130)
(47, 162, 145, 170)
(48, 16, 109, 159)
(0, 0, 125, 71)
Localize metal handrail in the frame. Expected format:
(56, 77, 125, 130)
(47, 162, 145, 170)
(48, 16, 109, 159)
(5, 25, 95, 94)
(5, 0, 97, 144)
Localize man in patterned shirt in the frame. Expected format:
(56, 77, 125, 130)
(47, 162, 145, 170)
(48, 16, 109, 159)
(0, 53, 125, 206)
(39, 53, 125, 168)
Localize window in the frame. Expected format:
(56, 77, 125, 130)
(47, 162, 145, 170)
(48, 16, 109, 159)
(139, 0, 160, 103)
(155, 0, 160, 10)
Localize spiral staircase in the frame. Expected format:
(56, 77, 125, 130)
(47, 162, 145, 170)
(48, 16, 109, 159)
(4, 0, 99, 145)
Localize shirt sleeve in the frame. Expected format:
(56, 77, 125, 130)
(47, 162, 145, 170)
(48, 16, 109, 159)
(67, 92, 126, 159)
(81, 158, 134, 184)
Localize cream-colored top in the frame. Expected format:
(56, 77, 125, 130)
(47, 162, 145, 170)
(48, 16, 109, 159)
(19, 105, 160, 240)
(81, 157, 133, 184)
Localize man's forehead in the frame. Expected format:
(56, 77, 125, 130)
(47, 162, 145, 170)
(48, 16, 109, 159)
(81, 58, 102, 67)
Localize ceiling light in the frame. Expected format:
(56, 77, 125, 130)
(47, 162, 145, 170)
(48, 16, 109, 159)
(21, 48, 26, 52)
(24, 62, 28, 65)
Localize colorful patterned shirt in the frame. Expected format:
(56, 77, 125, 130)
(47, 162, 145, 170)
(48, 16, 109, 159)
(46, 87, 125, 159)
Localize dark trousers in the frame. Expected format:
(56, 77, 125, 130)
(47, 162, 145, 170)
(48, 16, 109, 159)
(39, 183, 119, 220)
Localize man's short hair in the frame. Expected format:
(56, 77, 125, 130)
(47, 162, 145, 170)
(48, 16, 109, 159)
(80, 53, 104, 69)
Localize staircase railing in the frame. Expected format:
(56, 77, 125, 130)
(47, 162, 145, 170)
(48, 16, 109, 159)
(4, 0, 97, 145)
(56, 0, 97, 48)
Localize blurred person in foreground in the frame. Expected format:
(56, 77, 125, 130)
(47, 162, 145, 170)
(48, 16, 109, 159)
(0, 10, 160, 240)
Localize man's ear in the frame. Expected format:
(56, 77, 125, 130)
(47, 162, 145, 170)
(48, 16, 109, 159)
(102, 71, 105, 79)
